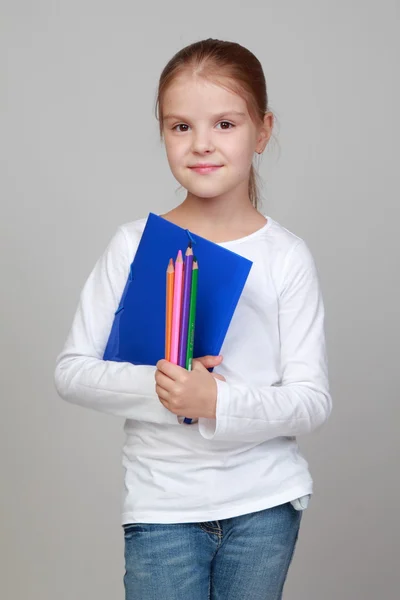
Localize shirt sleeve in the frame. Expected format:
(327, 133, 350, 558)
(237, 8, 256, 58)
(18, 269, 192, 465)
(198, 239, 332, 442)
(54, 225, 180, 426)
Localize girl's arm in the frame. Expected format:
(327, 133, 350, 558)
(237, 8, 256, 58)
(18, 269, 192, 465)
(54, 226, 179, 426)
(198, 239, 332, 442)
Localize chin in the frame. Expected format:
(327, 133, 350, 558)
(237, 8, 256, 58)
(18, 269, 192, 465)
(180, 180, 234, 200)
(187, 191, 228, 202)
(191, 189, 226, 199)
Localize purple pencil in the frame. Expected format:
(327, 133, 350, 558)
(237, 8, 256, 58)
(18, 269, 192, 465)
(178, 243, 193, 367)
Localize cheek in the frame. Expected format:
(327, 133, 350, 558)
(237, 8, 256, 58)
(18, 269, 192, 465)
(164, 138, 186, 168)
(164, 146, 179, 173)
(226, 131, 256, 164)
(228, 146, 254, 176)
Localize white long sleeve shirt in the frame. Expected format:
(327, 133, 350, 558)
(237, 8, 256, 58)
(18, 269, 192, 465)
(54, 214, 332, 524)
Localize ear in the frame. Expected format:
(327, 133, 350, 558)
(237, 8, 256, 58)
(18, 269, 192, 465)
(255, 112, 274, 154)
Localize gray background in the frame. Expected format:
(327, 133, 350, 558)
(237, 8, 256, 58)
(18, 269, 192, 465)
(1, 1, 399, 598)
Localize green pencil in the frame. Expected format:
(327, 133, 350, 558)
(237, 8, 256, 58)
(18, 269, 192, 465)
(185, 258, 198, 371)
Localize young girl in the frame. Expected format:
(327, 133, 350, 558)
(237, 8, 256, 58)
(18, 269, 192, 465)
(55, 38, 332, 600)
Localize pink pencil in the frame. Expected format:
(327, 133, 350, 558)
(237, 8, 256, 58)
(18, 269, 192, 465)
(170, 250, 183, 364)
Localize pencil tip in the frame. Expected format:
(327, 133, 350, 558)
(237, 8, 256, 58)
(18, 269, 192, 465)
(188, 241, 192, 248)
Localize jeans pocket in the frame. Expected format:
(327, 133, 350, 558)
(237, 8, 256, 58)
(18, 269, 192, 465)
(122, 523, 146, 537)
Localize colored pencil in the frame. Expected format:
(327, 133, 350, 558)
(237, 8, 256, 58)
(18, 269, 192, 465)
(185, 257, 198, 372)
(183, 258, 199, 424)
(170, 250, 183, 364)
(165, 258, 174, 361)
(178, 243, 193, 367)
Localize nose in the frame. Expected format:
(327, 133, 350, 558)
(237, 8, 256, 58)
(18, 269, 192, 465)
(191, 129, 215, 154)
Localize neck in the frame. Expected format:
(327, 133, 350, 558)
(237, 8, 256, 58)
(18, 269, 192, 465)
(160, 180, 267, 243)
(180, 185, 258, 228)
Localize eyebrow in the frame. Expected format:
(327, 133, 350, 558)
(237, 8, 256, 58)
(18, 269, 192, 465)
(163, 110, 246, 121)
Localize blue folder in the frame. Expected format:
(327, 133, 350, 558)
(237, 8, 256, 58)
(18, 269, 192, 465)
(103, 213, 253, 367)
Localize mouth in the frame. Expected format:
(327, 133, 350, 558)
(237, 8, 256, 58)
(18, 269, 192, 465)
(188, 165, 223, 174)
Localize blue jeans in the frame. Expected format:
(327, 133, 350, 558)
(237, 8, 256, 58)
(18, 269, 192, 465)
(123, 502, 302, 600)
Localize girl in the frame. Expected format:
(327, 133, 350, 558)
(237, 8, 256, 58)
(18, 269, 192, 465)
(55, 38, 332, 600)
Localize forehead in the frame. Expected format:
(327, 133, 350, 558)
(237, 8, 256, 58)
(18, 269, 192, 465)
(162, 74, 248, 116)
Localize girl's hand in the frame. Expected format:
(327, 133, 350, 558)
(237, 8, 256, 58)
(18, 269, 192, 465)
(155, 355, 225, 419)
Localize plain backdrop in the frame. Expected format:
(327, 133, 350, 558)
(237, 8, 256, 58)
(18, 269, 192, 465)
(1, 1, 399, 599)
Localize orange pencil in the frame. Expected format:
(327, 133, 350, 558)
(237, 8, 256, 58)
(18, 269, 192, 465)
(165, 258, 174, 360)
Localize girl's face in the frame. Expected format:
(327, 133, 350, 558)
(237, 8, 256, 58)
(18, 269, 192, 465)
(162, 75, 270, 202)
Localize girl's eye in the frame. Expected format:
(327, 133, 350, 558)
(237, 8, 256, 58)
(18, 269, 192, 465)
(217, 121, 234, 130)
(172, 121, 235, 132)
(173, 124, 189, 132)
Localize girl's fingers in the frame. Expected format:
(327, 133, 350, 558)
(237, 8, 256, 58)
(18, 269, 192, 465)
(155, 370, 174, 391)
(156, 384, 169, 401)
(212, 373, 226, 382)
(194, 355, 222, 369)
(156, 359, 186, 382)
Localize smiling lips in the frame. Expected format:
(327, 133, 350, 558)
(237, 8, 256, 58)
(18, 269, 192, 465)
(189, 164, 223, 174)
